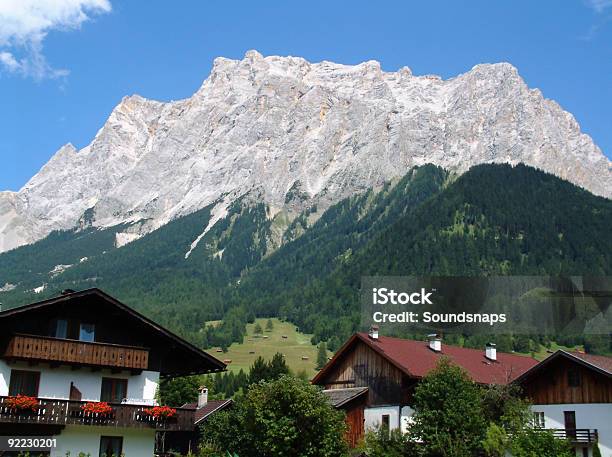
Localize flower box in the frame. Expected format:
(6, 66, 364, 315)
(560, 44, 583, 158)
(141, 405, 177, 423)
(75, 401, 114, 420)
(144, 405, 177, 418)
(4, 395, 39, 413)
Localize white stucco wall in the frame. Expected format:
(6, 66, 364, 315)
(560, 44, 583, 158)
(52, 425, 155, 457)
(364, 405, 401, 431)
(365, 405, 416, 433)
(532, 403, 612, 457)
(0, 360, 159, 403)
(0, 359, 9, 396)
(1, 361, 159, 456)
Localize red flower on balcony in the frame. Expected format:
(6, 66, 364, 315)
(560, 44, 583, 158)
(5, 395, 39, 412)
(81, 401, 113, 415)
(143, 405, 177, 419)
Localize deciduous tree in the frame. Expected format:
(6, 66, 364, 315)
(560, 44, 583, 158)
(203, 376, 348, 457)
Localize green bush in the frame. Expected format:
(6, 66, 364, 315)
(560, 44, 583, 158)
(482, 423, 508, 457)
(510, 427, 574, 457)
(593, 443, 602, 457)
(357, 426, 419, 457)
(411, 358, 487, 457)
(203, 375, 348, 457)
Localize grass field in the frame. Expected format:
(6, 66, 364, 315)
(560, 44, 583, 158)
(205, 318, 330, 375)
(531, 342, 585, 361)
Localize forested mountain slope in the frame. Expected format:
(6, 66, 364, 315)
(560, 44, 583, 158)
(234, 164, 612, 348)
(1, 164, 610, 352)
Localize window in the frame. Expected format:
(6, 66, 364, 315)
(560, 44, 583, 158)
(381, 414, 390, 435)
(9, 370, 40, 397)
(50, 319, 68, 338)
(101, 378, 127, 403)
(99, 436, 122, 457)
(533, 412, 545, 428)
(568, 368, 581, 387)
(79, 323, 95, 342)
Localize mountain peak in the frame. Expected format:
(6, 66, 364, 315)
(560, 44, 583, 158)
(0, 52, 609, 253)
(244, 49, 264, 60)
(471, 61, 519, 74)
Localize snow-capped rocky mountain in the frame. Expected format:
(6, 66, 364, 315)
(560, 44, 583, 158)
(1, 50, 610, 253)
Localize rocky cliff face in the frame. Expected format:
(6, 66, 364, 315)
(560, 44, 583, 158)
(1, 50, 610, 253)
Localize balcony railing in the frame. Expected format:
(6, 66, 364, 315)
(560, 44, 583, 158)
(3, 334, 149, 371)
(551, 428, 599, 444)
(0, 396, 195, 431)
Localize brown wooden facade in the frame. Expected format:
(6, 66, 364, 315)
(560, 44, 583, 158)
(520, 355, 612, 405)
(4, 334, 149, 371)
(318, 339, 415, 407)
(342, 399, 366, 448)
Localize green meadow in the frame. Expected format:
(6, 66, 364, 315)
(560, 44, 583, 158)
(206, 318, 330, 375)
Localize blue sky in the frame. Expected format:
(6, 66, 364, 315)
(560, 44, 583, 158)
(1, 0, 611, 191)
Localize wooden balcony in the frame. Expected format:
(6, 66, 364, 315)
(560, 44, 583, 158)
(551, 428, 599, 444)
(0, 396, 195, 431)
(3, 334, 149, 371)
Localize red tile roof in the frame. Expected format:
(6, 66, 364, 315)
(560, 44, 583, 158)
(567, 351, 612, 375)
(182, 399, 233, 424)
(313, 333, 538, 386)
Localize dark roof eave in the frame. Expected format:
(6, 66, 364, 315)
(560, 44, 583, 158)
(514, 350, 612, 385)
(194, 399, 233, 425)
(0, 288, 226, 374)
(323, 387, 369, 408)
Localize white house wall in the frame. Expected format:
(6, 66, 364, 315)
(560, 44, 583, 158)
(532, 403, 612, 457)
(52, 425, 155, 457)
(0, 360, 9, 396)
(365, 405, 400, 431)
(365, 405, 416, 433)
(0, 360, 159, 403)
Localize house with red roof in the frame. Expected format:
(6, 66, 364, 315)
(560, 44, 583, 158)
(312, 329, 538, 445)
(516, 350, 612, 457)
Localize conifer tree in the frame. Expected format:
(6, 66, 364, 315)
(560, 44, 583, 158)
(316, 342, 328, 370)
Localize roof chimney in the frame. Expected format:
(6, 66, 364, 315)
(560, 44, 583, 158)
(428, 334, 442, 352)
(198, 386, 208, 409)
(485, 343, 497, 361)
(368, 325, 379, 340)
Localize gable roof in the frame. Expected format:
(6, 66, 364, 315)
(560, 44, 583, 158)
(514, 350, 612, 385)
(322, 387, 368, 408)
(313, 333, 538, 386)
(0, 288, 226, 376)
(182, 399, 233, 424)
(568, 351, 612, 375)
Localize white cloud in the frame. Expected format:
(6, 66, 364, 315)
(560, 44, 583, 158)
(585, 0, 612, 13)
(0, 51, 20, 72)
(0, 0, 111, 80)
